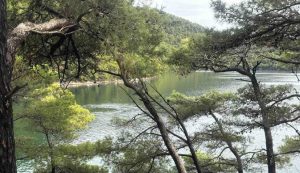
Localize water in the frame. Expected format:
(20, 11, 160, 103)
(18, 71, 300, 172)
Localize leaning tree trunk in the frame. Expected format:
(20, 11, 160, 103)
(142, 98, 187, 173)
(0, 0, 17, 172)
(116, 58, 187, 173)
(123, 83, 187, 173)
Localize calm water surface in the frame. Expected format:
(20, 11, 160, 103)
(18, 71, 300, 173)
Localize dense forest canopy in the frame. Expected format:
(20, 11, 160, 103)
(1, 0, 300, 173)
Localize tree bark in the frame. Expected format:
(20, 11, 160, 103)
(0, 0, 17, 172)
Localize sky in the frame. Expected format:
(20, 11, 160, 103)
(149, 0, 242, 30)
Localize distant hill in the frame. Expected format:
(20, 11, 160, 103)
(135, 7, 204, 46)
(159, 11, 205, 45)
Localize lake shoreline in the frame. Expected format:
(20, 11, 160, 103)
(67, 70, 295, 88)
(68, 79, 123, 88)
(68, 76, 157, 88)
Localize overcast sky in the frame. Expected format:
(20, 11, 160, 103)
(150, 0, 242, 30)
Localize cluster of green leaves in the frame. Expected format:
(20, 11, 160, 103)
(23, 83, 94, 140)
(33, 142, 108, 173)
(168, 38, 198, 74)
(100, 134, 175, 173)
(16, 83, 97, 172)
(168, 90, 234, 120)
(13, 56, 58, 92)
(184, 151, 236, 173)
(280, 137, 300, 155)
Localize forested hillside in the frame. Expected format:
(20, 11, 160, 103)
(159, 11, 204, 45)
(134, 7, 204, 46)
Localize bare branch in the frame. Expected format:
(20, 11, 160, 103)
(262, 55, 300, 65)
(268, 94, 300, 108)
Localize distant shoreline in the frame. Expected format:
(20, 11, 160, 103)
(68, 77, 156, 88)
(68, 70, 294, 88)
(68, 79, 123, 88)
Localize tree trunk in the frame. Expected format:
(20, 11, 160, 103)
(251, 76, 276, 173)
(176, 117, 202, 173)
(45, 132, 56, 173)
(126, 87, 187, 173)
(154, 113, 187, 173)
(263, 126, 276, 173)
(0, 0, 17, 172)
(0, 103, 16, 173)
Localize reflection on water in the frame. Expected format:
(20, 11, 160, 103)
(18, 71, 300, 173)
(71, 71, 242, 106)
(71, 71, 300, 106)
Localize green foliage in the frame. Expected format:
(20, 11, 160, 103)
(16, 83, 97, 172)
(153, 41, 176, 58)
(122, 53, 168, 78)
(33, 142, 109, 173)
(184, 151, 236, 173)
(24, 83, 94, 141)
(169, 38, 197, 74)
(101, 135, 174, 173)
(167, 86, 300, 171)
(94, 139, 114, 156)
(30, 139, 114, 173)
(13, 56, 58, 93)
(159, 12, 204, 46)
(176, 28, 296, 73)
(168, 90, 234, 120)
(280, 137, 300, 155)
(35, 161, 108, 173)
